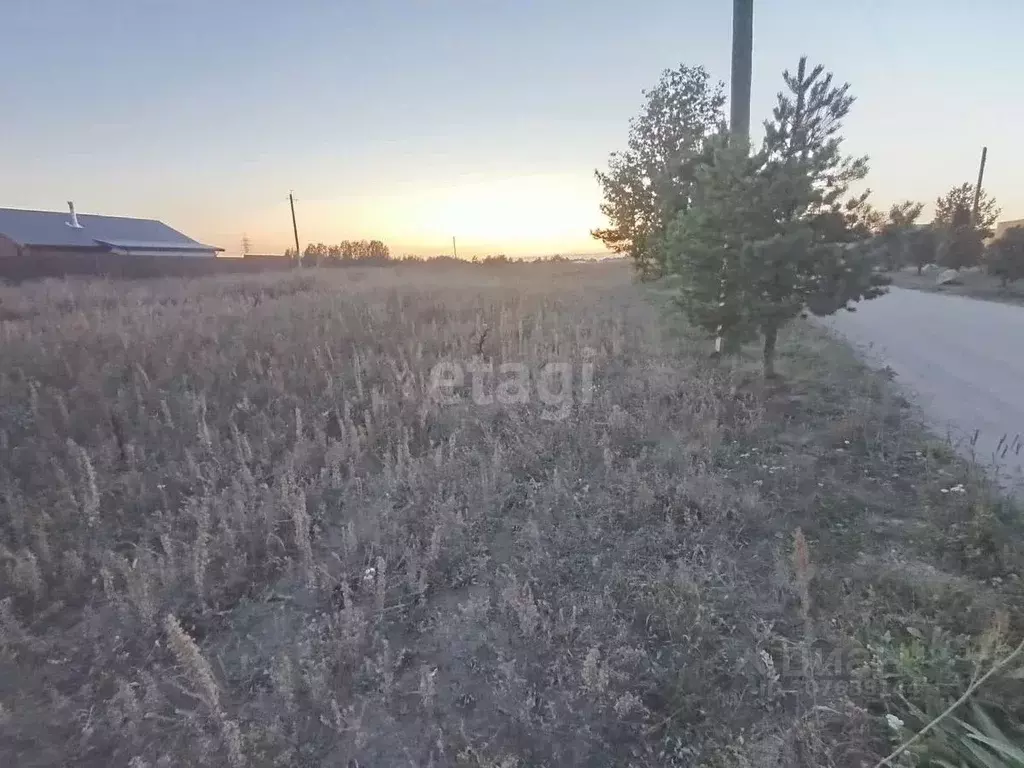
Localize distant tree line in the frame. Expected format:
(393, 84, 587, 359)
(846, 183, 1024, 288)
(281, 243, 575, 267)
(408, 253, 573, 266)
(284, 240, 392, 266)
(465, 253, 571, 265)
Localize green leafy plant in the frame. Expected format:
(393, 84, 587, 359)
(876, 201, 925, 271)
(986, 226, 1024, 289)
(592, 64, 726, 279)
(933, 182, 1001, 270)
(890, 700, 1024, 767)
(863, 618, 1024, 768)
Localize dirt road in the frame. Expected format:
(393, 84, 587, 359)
(821, 287, 1024, 491)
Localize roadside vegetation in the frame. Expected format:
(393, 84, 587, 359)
(593, 55, 1024, 316)
(594, 49, 1024, 765)
(594, 56, 889, 378)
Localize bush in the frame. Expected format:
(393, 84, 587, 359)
(986, 226, 1024, 288)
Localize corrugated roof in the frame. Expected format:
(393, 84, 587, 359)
(0, 207, 221, 252)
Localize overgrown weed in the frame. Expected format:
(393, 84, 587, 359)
(0, 263, 1020, 766)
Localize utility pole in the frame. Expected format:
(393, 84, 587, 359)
(730, 0, 754, 143)
(972, 146, 988, 228)
(717, 0, 754, 355)
(452, 236, 458, 260)
(289, 192, 302, 267)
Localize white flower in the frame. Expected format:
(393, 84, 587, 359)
(885, 714, 904, 731)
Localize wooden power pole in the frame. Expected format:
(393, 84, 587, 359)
(972, 146, 988, 228)
(289, 192, 302, 267)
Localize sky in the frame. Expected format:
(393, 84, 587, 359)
(2, 1, 1022, 258)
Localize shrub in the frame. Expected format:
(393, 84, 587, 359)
(986, 226, 1024, 288)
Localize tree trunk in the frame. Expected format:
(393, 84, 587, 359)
(916, 263, 923, 275)
(762, 325, 778, 379)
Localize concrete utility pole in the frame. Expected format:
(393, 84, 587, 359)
(717, 0, 754, 354)
(452, 236, 458, 260)
(972, 146, 988, 228)
(289, 192, 302, 267)
(730, 0, 754, 143)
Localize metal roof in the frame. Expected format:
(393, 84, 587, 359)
(0, 207, 221, 252)
(92, 238, 219, 252)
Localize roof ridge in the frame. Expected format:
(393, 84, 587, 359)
(0, 206, 159, 222)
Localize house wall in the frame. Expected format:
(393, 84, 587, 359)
(0, 246, 297, 283)
(244, 253, 296, 267)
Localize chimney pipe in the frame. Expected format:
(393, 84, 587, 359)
(67, 201, 82, 228)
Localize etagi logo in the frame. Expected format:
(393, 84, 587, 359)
(428, 349, 596, 421)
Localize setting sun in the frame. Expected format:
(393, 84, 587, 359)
(294, 173, 605, 258)
(415, 174, 602, 253)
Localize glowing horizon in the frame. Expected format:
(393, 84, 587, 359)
(203, 173, 607, 258)
(2, 2, 1023, 259)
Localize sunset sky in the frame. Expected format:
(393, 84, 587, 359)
(2, 0, 1022, 257)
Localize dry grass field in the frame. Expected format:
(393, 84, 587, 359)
(0, 262, 1021, 767)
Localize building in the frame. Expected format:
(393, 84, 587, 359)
(0, 202, 222, 261)
(993, 219, 1024, 241)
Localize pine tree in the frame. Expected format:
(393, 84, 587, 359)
(668, 57, 888, 377)
(761, 58, 871, 243)
(667, 137, 770, 353)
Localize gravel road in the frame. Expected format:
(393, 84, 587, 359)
(820, 287, 1024, 492)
